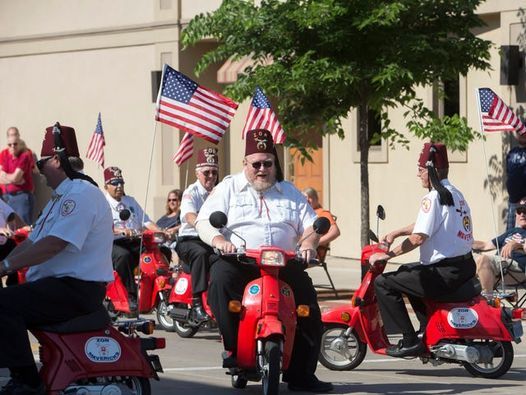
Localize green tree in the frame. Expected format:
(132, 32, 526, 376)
(183, 0, 491, 247)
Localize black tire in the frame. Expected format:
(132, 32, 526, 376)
(231, 373, 248, 389)
(156, 300, 176, 332)
(261, 340, 281, 395)
(66, 376, 150, 394)
(462, 340, 514, 379)
(126, 377, 151, 395)
(319, 325, 367, 370)
(174, 319, 199, 338)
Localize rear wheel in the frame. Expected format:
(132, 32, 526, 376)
(261, 340, 281, 395)
(156, 300, 176, 332)
(174, 319, 199, 338)
(319, 325, 367, 370)
(231, 373, 248, 389)
(462, 340, 514, 379)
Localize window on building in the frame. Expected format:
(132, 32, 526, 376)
(357, 109, 382, 148)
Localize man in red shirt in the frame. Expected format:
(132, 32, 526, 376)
(0, 127, 34, 224)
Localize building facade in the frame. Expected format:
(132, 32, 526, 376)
(0, 0, 524, 261)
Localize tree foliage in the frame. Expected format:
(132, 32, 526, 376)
(183, 0, 491, 152)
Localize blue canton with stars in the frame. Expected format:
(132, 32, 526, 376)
(479, 88, 494, 112)
(161, 66, 198, 103)
(253, 86, 272, 109)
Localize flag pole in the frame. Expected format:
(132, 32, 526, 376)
(475, 88, 506, 295)
(184, 160, 190, 189)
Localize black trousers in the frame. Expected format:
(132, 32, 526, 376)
(0, 276, 106, 368)
(112, 239, 141, 296)
(0, 239, 17, 287)
(374, 256, 476, 335)
(207, 256, 323, 382)
(175, 238, 214, 296)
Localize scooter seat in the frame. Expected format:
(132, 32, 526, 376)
(34, 307, 111, 333)
(433, 278, 481, 302)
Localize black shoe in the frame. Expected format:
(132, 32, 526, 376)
(221, 351, 237, 368)
(288, 376, 334, 393)
(386, 338, 426, 358)
(192, 304, 211, 323)
(0, 379, 45, 395)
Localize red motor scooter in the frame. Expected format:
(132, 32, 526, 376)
(164, 263, 216, 338)
(30, 308, 165, 394)
(210, 212, 330, 395)
(319, 240, 524, 378)
(105, 210, 174, 330)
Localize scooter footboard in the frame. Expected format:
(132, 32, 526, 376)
(34, 327, 156, 391)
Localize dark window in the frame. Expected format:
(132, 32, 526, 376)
(443, 78, 460, 117)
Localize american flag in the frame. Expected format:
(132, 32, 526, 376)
(173, 132, 193, 165)
(86, 112, 105, 167)
(242, 86, 286, 144)
(155, 65, 238, 143)
(478, 87, 526, 134)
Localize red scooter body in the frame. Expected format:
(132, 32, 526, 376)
(166, 265, 215, 338)
(320, 243, 524, 378)
(105, 230, 173, 325)
(27, 308, 165, 394)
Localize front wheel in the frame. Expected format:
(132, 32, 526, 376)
(462, 340, 514, 379)
(261, 340, 281, 395)
(319, 325, 367, 370)
(156, 300, 176, 332)
(174, 319, 199, 338)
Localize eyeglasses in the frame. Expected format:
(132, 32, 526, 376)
(108, 180, 125, 187)
(202, 170, 218, 177)
(167, 198, 179, 202)
(7, 143, 18, 147)
(249, 160, 274, 170)
(36, 157, 52, 171)
(516, 207, 526, 216)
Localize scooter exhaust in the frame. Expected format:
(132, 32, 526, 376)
(431, 343, 492, 363)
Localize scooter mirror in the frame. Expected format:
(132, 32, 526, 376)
(376, 205, 385, 220)
(368, 229, 379, 243)
(119, 208, 131, 221)
(313, 217, 331, 235)
(210, 211, 228, 229)
(6, 212, 16, 223)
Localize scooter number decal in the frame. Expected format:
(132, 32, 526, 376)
(249, 285, 260, 295)
(85, 337, 121, 363)
(447, 307, 479, 329)
(175, 277, 189, 294)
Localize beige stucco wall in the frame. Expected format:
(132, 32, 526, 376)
(1, 0, 526, 261)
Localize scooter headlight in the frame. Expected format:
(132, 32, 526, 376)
(261, 250, 285, 266)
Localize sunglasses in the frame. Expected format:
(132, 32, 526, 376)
(108, 180, 125, 187)
(202, 170, 218, 177)
(7, 143, 18, 147)
(167, 198, 179, 202)
(516, 207, 526, 216)
(249, 160, 273, 170)
(36, 156, 52, 171)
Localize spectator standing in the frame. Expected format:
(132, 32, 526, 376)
(505, 132, 526, 230)
(0, 127, 35, 224)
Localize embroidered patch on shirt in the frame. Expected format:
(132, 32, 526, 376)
(463, 216, 471, 232)
(61, 200, 76, 216)
(421, 197, 431, 213)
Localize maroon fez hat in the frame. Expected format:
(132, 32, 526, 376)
(418, 143, 449, 169)
(245, 129, 275, 156)
(104, 166, 124, 184)
(41, 123, 80, 157)
(196, 147, 219, 169)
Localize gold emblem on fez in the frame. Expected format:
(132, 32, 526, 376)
(463, 216, 471, 232)
(255, 137, 268, 151)
(112, 168, 122, 177)
(204, 149, 216, 164)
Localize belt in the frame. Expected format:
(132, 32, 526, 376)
(440, 252, 473, 265)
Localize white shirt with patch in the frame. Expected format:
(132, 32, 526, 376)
(196, 172, 316, 251)
(105, 193, 152, 240)
(413, 179, 473, 265)
(27, 178, 114, 282)
(179, 180, 210, 237)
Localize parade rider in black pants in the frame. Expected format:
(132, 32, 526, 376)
(0, 123, 113, 395)
(196, 129, 333, 393)
(369, 143, 476, 357)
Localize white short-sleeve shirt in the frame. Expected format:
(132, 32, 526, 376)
(413, 179, 473, 265)
(179, 180, 210, 237)
(196, 172, 316, 251)
(27, 178, 114, 282)
(105, 193, 152, 240)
